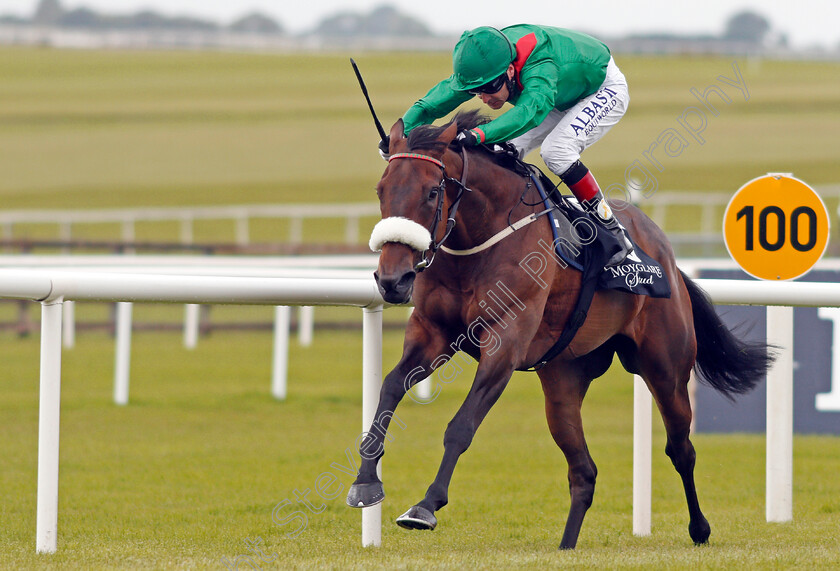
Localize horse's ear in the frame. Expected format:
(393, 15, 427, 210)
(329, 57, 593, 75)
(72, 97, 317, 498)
(438, 121, 459, 144)
(389, 119, 405, 148)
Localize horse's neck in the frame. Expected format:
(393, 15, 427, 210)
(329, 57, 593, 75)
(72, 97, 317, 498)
(447, 151, 527, 248)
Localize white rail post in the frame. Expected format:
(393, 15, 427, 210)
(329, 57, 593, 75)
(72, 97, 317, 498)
(345, 216, 360, 244)
(651, 202, 667, 228)
(289, 218, 303, 244)
(700, 202, 716, 233)
(414, 375, 432, 401)
(121, 220, 136, 255)
(121, 220, 135, 242)
(633, 374, 652, 536)
(235, 216, 249, 246)
(406, 308, 431, 400)
(62, 301, 75, 349)
(36, 299, 63, 554)
(184, 304, 200, 349)
(298, 306, 314, 347)
(114, 302, 133, 406)
(362, 305, 383, 547)
(271, 306, 290, 400)
(766, 306, 793, 522)
(179, 217, 194, 244)
(59, 222, 72, 254)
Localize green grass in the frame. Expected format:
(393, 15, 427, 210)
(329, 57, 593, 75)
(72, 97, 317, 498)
(0, 328, 839, 569)
(1, 48, 839, 232)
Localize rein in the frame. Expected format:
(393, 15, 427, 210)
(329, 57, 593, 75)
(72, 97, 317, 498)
(386, 150, 552, 265)
(388, 150, 471, 272)
(440, 208, 552, 256)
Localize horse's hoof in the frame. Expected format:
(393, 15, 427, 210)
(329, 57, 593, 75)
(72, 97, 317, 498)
(396, 505, 437, 530)
(689, 516, 711, 545)
(346, 482, 385, 508)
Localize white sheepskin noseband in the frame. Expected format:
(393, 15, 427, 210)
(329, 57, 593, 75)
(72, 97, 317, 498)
(369, 216, 432, 253)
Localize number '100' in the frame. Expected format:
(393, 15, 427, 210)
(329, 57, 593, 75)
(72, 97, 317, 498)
(736, 205, 818, 252)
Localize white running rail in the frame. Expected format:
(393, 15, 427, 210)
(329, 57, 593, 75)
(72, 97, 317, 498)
(1, 271, 837, 553)
(0, 203, 381, 246)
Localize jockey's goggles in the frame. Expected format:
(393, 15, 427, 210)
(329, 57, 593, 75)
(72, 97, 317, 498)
(468, 72, 508, 95)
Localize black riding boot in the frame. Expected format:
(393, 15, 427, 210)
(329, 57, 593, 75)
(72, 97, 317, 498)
(580, 191, 636, 266)
(561, 160, 636, 266)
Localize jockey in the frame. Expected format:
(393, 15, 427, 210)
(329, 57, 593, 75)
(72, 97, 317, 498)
(385, 24, 635, 266)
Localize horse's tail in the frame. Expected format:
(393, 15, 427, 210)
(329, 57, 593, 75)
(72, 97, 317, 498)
(680, 270, 776, 399)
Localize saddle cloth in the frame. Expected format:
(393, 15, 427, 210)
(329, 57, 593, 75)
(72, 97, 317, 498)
(521, 170, 672, 370)
(531, 171, 671, 299)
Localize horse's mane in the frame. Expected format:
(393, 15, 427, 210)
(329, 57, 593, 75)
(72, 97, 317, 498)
(406, 109, 528, 176)
(451, 109, 491, 132)
(405, 109, 488, 152)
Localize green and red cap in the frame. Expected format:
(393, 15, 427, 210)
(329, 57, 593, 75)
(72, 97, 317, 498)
(449, 27, 516, 92)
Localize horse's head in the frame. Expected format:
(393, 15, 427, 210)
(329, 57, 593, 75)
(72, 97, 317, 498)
(369, 118, 460, 304)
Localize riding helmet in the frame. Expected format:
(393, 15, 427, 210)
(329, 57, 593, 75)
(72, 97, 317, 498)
(449, 27, 516, 92)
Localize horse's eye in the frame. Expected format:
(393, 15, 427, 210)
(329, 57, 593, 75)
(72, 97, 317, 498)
(427, 188, 439, 201)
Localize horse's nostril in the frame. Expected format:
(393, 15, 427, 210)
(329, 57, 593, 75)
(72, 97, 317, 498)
(375, 270, 416, 304)
(397, 271, 416, 290)
(378, 272, 414, 292)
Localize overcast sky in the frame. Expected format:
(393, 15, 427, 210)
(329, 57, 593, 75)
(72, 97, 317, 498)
(2, 0, 837, 49)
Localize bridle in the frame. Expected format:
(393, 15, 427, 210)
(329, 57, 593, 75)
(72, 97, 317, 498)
(387, 148, 472, 272)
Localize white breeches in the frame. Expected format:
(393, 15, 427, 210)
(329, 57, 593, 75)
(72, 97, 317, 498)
(510, 57, 630, 176)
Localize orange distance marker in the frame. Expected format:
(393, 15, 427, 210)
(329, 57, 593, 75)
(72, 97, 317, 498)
(724, 174, 829, 281)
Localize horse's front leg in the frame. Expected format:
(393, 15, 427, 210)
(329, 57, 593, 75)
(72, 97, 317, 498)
(395, 354, 516, 530)
(346, 318, 450, 508)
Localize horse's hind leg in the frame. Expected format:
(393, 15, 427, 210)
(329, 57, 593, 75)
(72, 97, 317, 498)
(537, 362, 597, 550)
(635, 340, 711, 545)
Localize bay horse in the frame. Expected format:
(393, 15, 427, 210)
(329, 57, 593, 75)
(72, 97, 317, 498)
(347, 110, 772, 549)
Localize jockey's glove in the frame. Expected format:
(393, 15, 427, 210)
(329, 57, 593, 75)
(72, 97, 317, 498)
(378, 136, 391, 161)
(456, 129, 480, 146)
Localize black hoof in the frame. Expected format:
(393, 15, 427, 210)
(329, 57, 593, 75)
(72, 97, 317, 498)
(346, 482, 385, 508)
(396, 505, 437, 530)
(689, 517, 711, 545)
